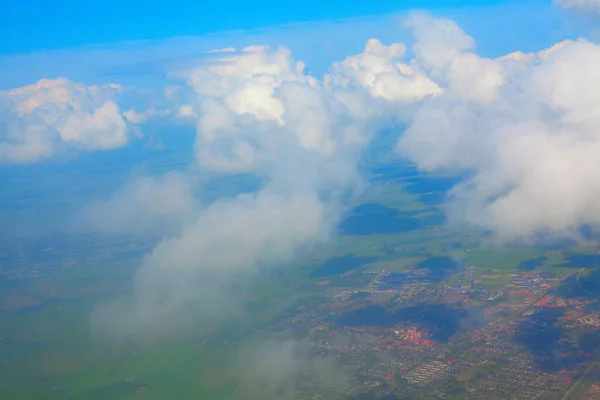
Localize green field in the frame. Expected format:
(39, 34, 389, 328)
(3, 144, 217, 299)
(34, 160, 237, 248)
(1, 164, 598, 399)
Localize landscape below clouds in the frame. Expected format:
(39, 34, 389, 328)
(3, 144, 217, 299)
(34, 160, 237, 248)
(2, 1, 600, 399)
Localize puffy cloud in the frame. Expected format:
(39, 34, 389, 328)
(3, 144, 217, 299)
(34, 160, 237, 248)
(497, 51, 536, 63)
(397, 16, 600, 242)
(326, 14, 506, 105)
(327, 38, 441, 102)
(175, 45, 371, 174)
(177, 104, 196, 117)
(554, 0, 600, 13)
(405, 13, 506, 104)
(57, 101, 129, 149)
(0, 77, 135, 164)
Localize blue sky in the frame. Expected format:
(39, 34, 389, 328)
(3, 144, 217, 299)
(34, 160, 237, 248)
(2, 0, 542, 54)
(0, 0, 584, 89)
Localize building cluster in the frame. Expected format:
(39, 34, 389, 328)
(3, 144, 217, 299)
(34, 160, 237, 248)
(584, 383, 600, 400)
(274, 254, 600, 399)
(404, 360, 450, 385)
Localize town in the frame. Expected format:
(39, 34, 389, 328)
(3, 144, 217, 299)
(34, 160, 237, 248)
(269, 261, 600, 399)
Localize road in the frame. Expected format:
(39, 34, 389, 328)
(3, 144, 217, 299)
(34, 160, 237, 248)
(562, 359, 600, 400)
(576, 267, 600, 299)
(562, 257, 600, 399)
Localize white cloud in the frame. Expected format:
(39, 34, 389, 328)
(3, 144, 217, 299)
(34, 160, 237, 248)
(177, 45, 367, 174)
(123, 109, 148, 124)
(555, 0, 600, 13)
(325, 14, 506, 106)
(208, 47, 236, 53)
(93, 190, 334, 338)
(405, 13, 506, 104)
(0, 77, 135, 163)
(397, 16, 600, 242)
(58, 101, 129, 149)
(123, 107, 172, 124)
(177, 104, 196, 117)
(93, 44, 376, 338)
(327, 38, 441, 102)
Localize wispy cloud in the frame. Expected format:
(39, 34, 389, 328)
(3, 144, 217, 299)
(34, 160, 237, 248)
(555, 0, 600, 13)
(236, 337, 353, 398)
(79, 172, 198, 236)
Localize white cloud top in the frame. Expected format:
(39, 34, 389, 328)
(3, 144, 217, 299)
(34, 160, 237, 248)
(0, 78, 133, 163)
(398, 27, 600, 241)
(327, 38, 441, 102)
(178, 45, 367, 173)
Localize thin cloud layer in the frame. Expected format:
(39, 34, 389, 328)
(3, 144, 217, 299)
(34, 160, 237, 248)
(0, 77, 138, 164)
(555, 0, 600, 13)
(79, 172, 197, 237)
(236, 338, 351, 398)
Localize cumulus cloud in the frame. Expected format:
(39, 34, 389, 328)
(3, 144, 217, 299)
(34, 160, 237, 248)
(180, 45, 331, 172)
(327, 38, 441, 102)
(405, 13, 506, 104)
(397, 14, 600, 242)
(555, 0, 600, 13)
(93, 44, 377, 339)
(171, 44, 381, 178)
(324, 15, 504, 105)
(0, 77, 136, 163)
